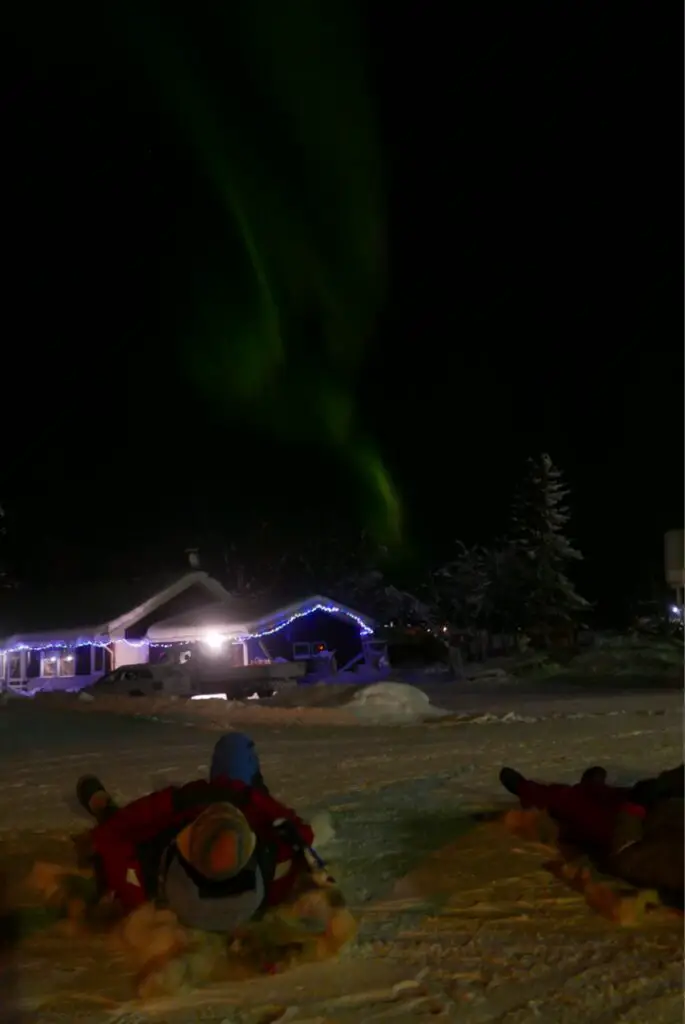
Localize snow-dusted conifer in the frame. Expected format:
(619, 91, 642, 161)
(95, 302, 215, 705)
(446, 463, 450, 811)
(509, 453, 589, 630)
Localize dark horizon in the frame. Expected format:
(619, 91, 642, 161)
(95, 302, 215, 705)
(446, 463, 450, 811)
(2, 4, 681, 625)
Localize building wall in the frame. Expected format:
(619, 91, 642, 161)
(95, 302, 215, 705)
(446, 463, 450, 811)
(251, 610, 363, 668)
(0, 580, 225, 689)
(112, 639, 149, 670)
(149, 640, 247, 679)
(2, 644, 110, 693)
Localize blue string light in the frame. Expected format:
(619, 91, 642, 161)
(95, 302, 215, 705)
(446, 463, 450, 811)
(231, 602, 375, 642)
(0, 602, 374, 657)
(0, 638, 170, 657)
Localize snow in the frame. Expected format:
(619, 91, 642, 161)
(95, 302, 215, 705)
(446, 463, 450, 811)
(0, 687, 682, 1023)
(348, 682, 449, 721)
(188, 681, 427, 715)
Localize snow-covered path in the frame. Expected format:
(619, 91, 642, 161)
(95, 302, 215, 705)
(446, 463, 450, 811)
(0, 694, 682, 1023)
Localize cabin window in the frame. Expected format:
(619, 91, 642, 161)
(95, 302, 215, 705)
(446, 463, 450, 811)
(8, 654, 22, 680)
(40, 651, 76, 677)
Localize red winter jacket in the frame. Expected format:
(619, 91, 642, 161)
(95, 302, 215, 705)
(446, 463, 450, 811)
(89, 777, 314, 912)
(517, 778, 638, 846)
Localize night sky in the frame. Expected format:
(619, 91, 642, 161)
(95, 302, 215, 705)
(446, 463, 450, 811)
(3, 4, 680, 622)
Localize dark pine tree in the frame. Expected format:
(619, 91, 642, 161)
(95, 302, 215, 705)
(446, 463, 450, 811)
(509, 453, 589, 641)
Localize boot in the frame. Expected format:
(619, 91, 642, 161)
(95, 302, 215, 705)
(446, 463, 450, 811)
(76, 775, 118, 824)
(499, 767, 525, 797)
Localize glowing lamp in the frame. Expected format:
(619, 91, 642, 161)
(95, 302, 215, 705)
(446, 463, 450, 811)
(202, 632, 226, 651)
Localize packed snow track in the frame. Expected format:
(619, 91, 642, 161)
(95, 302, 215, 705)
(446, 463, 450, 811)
(0, 692, 681, 1023)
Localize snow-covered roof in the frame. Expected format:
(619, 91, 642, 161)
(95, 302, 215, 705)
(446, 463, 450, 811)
(0, 571, 230, 646)
(147, 593, 376, 642)
(146, 601, 251, 642)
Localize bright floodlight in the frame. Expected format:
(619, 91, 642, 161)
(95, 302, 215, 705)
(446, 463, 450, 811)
(202, 631, 226, 651)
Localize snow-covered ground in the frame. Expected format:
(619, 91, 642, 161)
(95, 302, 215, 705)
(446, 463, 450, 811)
(0, 688, 682, 1023)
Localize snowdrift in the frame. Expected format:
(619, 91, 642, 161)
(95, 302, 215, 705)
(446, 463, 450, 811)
(563, 634, 683, 680)
(28, 681, 451, 725)
(258, 680, 450, 721)
(346, 681, 449, 721)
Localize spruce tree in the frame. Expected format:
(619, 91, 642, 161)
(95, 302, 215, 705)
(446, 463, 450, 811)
(509, 453, 589, 636)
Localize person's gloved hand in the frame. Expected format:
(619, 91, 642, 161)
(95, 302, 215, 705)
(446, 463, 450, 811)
(630, 778, 661, 809)
(630, 765, 684, 808)
(273, 818, 307, 850)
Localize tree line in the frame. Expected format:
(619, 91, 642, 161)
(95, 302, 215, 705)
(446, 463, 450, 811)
(0, 454, 590, 650)
(215, 453, 589, 648)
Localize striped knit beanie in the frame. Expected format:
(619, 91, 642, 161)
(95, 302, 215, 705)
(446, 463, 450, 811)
(176, 802, 256, 881)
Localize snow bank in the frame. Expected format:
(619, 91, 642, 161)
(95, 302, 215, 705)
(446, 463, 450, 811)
(23, 682, 682, 732)
(468, 710, 538, 724)
(347, 681, 449, 722)
(461, 665, 518, 685)
(262, 680, 451, 722)
(26, 682, 451, 726)
(564, 634, 683, 679)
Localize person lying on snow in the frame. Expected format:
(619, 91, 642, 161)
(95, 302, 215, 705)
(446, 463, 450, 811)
(73, 732, 318, 933)
(499, 763, 684, 902)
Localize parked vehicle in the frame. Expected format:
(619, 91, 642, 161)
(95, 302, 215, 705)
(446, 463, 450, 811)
(89, 663, 193, 697)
